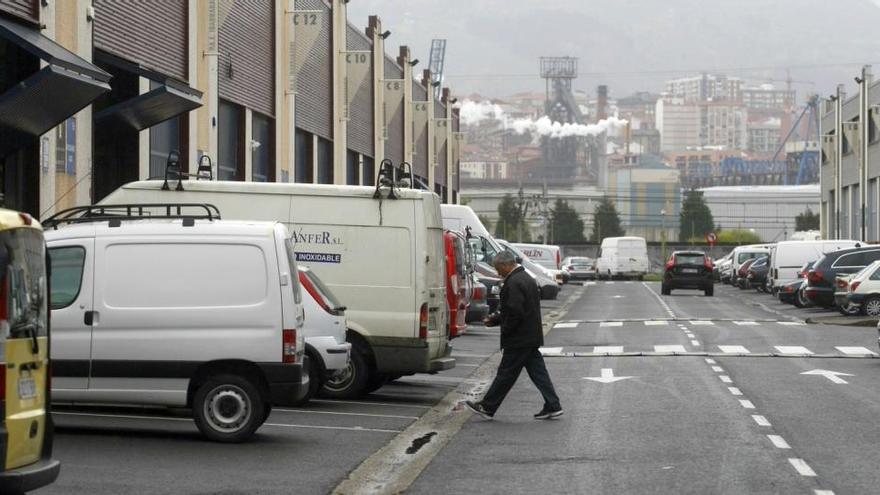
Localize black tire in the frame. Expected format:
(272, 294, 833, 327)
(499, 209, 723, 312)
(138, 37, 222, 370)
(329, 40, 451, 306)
(290, 354, 321, 406)
(661, 285, 671, 296)
(839, 303, 860, 316)
(705, 287, 714, 297)
(863, 295, 880, 317)
(364, 373, 388, 394)
(320, 344, 371, 399)
(192, 374, 266, 443)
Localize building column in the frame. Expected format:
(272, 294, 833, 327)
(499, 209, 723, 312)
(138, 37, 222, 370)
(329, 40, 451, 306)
(424, 70, 435, 187)
(835, 84, 844, 239)
(859, 65, 872, 241)
(76, 0, 94, 206)
(200, 0, 220, 177)
(399, 46, 413, 166)
(444, 88, 454, 203)
(244, 108, 253, 181)
(187, 0, 199, 175)
(331, 0, 347, 184)
(38, 0, 57, 215)
(138, 77, 151, 179)
(276, 0, 293, 182)
(368, 16, 384, 166)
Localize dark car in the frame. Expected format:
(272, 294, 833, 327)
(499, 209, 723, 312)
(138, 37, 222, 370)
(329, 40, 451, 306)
(746, 256, 770, 292)
(473, 262, 502, 314)
(806, 245, 879, 308)
(662, 251, 714, 296)
(778, 279, 804, 305)
(736, 258, 758, 289)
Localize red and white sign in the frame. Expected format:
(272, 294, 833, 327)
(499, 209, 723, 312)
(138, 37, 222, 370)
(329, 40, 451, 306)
(705, 232, 717, 247)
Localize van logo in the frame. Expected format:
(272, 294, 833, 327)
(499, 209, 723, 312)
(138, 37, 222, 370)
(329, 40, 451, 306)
(291, 228, 343, 246)
(296, 252, 342, 264)
(523, 250, 543, 258)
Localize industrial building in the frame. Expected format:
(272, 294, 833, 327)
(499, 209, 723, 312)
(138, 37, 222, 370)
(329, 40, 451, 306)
(0, 0, 462, 219)
(700, 184, 820, 242)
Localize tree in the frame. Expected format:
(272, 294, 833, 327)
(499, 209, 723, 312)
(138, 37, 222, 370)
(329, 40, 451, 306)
(494, 194, 529, 241)
(590, 196, 625, 242)
(717, 229, 762, 244)
(550, 199, 586, 243)
(478, 214, 493, 233)
(679, 189, 715, 242)
(795, 208, 820, 232)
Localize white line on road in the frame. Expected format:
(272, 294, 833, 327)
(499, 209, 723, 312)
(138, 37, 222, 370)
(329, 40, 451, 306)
(767, 435, 790, 449)
(788, 458, 817, 477)
(728, 387, 743, 396)
(775, 346, 813, 355)
(273, 408, 420, 420)
(814, 490, 836, 495)
(309, 399, 430, 410)
(705, 358, 716, 364)
(752, 415, 771, 427)
(719, 375, 733, 383)
(690, 320, 715, 326)
(836, 346, 878, 356)
(265, 422, 402, 434)
(777, 321, 806, 326)
(644, 320, 668, 326)
(539, 347, 565, 356)
(691, 340, 701, 346)
(600, 321, 624, 327)
(605, 281, 615, 285)
(554, 322, 579, 328)
(733, 321, 759, 326)
(654, 345, 687, 353)
(739, 400, 755, 409)
(711, 366, 724, 372)
(594, 346, 624, 353)
(718, 345, 751, 354)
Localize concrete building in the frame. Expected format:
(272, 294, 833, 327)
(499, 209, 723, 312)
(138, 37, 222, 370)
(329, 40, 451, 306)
(656, 98, 700, 151)
(747, 118, 782, 153)
(0, 0, 462, 218)
(656, 98, 747, 151)
(701, 102, 748, 150)
(700, 185, 820, 242)
(460, 161, 508, 180)
(743, 83, 795, 111)
(665, 74, 743, 103)
(607, 154, 680, 242)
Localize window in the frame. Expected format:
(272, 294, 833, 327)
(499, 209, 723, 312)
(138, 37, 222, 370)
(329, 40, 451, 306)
(863, 250, 880, 264)
(870, 265, 880, 281)
(363, 156, 375, 186)
(49, 247, 86, 309)
(675, 253, 705, 265)
(252, 112, 272, 182)
(2, 229, 48, 338)
(834, 252, 866, 268)
(346, 150, 359, 185)
(852, 184, 861, 240)
(150, 116, 181, 179)
(295, 129, 313, 183)
(218, 100, 242, 180)
(841, 188, 849, 239)
(317, 137, 333, 184)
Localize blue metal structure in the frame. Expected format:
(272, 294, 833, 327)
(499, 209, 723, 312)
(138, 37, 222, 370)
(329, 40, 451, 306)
(770, 95, 821, 185)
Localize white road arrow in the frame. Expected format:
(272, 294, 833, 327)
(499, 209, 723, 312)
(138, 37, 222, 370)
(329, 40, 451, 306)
(583, 368, 635, 384)
(800, 369, 854, 384)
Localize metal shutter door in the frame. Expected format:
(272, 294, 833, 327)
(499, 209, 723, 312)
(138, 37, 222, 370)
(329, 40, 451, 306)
(0, 0, 37, 23)
(383, 56, 403, 164)
(295, 0, 332, 139)
(413, 80, 428, 179)
(435, 99, 447, 186)
(345, 23, 372, 157)
(218, 0, 274, 116)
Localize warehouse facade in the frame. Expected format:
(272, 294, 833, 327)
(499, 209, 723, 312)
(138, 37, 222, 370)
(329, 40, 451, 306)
(0, 0, 461, 218)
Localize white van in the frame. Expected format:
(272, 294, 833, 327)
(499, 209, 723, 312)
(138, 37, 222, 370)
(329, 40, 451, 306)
(729, 244, 773, 285)
(512, 243, 562, 271)
(769, 239, 860, 290)
(45, 204, 306, 442)
(596, 237, 649, 279)
(102, 181, 453, 398)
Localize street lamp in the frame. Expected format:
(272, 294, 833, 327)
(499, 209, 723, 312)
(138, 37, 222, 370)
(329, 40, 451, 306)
(660, 209, 667, 261)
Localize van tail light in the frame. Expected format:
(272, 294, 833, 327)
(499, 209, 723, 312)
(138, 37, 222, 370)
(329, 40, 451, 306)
(808, 270, 823, 284)
(299, 271, 331, 314)
(851, 281, 861, 292)
(472, 284, 485, 302)
(282, 329, 297, 363)
(419, 303, 429, 339)
(665, 254, 675, 271)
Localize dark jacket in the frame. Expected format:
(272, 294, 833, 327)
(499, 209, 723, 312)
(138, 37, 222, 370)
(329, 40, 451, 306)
(491, 266, 544, 349)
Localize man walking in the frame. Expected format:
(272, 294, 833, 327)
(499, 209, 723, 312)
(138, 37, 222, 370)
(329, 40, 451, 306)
(465, 250, 563, 420)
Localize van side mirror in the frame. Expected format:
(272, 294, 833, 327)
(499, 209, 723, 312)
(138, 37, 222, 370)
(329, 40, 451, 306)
(515, 256, 523, 264)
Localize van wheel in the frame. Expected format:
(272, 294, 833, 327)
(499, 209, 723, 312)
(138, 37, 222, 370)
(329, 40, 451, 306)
(365, 373, 388, 394)
(291, 355, 321, 406)
(193, 374, 265, 443)
(320, 345, 370, 399)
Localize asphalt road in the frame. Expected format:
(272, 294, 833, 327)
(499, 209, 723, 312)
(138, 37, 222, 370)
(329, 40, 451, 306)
(411, 281, 880, 495)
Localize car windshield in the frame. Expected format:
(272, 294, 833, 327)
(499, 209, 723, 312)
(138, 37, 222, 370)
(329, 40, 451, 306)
(675, 253, 705, 265)
(737, 252, 764, 263)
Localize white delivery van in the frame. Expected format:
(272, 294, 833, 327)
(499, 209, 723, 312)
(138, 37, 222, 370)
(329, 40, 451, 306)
(44, 204, 306, 442)
(512, 243, 562, 271)
(729, 244, 773, 286)
(596, 237, 649, 280)
(770, 239, 860, 290)
(102, 181, 453, 398)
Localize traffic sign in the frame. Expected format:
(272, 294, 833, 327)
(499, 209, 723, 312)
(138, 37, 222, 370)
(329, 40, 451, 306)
(706, 232, 717, 247)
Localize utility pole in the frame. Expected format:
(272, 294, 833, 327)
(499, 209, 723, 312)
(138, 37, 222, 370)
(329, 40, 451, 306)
(858, 65, 872, 242)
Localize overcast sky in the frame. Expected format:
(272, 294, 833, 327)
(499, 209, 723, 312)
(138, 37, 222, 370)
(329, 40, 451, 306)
(347, 0, 880, 103)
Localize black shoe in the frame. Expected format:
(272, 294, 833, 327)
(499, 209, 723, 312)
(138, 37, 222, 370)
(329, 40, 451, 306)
(534, 406, 564, 420)
(464, 400, 494, 420)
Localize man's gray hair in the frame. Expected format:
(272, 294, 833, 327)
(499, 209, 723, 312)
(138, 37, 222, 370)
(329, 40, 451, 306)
(494, 250, 517, 267)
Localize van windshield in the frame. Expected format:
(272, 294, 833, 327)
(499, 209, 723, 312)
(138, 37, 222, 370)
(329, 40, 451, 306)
(284, 239, 303, 304)
(1, 228, 48, 338)
(738, 252, 764, 263)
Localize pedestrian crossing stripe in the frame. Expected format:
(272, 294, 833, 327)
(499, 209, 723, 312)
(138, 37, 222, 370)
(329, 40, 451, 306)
(774, 346, 812, 355)
(654, 345, 687, 353)
(554, 322, 579, 329)
(593, 346, 624, 353)
(600, 321, 623, 327)
(644, 320, 669, 326)
(718, 345, 750, 354)
(537, 344, 880, 357)
(689, 321, 715, 326)
(777, 321, 806, 326)
(733, 321, 759, 326)
(539, 347, 564, 356)
(835, 346, 878, 356)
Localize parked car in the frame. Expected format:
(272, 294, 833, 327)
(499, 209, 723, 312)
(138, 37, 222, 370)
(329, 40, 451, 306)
(0, 210, 61, 493)
(466, 277, 490, 323)
(444, 230, 472, 339)
(833, 272, 863, 315)
(746, 256, 770, 292)
(562, 256, 595, 281)
(45, 204, 307, 442)
(473, 268, 502, 315)
(729, 245, 772, 287)
(596, 236, 649, 280)
(778, 279, 806, 306)
(104, 180, 455, 399)
(769, 240, 859, 292)
(714, 252, 733, 282)
(296, 266, 351, 405)
(839, 261, 880, 316)
(806, 245, 880, 308)
(662, 251, 714, 296)
(737, 258, 759, 289)
(496, 239, 561, 300)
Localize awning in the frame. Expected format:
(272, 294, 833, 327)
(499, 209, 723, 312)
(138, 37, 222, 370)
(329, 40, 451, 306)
(0, 17, 111, 156)
(94, 80, 202, 131)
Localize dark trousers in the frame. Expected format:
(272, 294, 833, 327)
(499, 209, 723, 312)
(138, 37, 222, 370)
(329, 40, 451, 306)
(481, 347, 561, 413)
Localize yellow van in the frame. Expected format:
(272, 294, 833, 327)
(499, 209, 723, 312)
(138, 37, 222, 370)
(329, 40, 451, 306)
(0, 210, 60, 494)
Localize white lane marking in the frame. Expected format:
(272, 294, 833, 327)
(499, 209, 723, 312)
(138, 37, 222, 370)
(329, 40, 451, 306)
(777, 321, 806, 326)
(583, 368, 635, 383)
(739, 400, 755, 409)
(584, 282, 597, 286)
(539, 347, 565, 356)
(600, 321, 623, 327)
(612, 295, 625, 299)
(554, 322, 579, 328)
(733, 321, 759, 326)
(718, 345, 750, 354)
(644, 320, 668, 326)
(309, 399, 430, 410)
(767, 435, 791, 449)
(719, 375, 733, 383)
(593, 346, 624, 353)
(53, 411, 402, 434)
(728, 387, 743, 396)
(814, 490, 836, 495)
(705, 358, 716, 364)
(800, 369, 854, 384)
(836, 346, 878, 356)
(654, 345, 687, 353)
(691, 340, 701, 346)
(711, 366, 724, 373)
(450, 353, 492, 360)
(775, 346, 813, 355)
(690, 320, 715, 326)
(788, 458, 817, 477)
(273, 408, 419, 420)
(605, 281, 615, 285)
(752, 415, 771, 427)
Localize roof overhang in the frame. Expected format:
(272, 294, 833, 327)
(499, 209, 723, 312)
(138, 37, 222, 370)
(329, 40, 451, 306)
(94, 81, 203, 131)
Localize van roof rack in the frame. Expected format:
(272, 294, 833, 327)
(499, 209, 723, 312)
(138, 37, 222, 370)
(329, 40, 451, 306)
(42, 203, 222, 229)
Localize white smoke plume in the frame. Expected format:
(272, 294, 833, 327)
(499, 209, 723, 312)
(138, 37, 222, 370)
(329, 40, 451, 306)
(510, 115, 628, 138)
(459, 100, 506, 126)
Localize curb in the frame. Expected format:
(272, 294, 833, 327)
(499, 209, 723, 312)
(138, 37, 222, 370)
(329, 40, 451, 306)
(805, 316, 878, 327)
